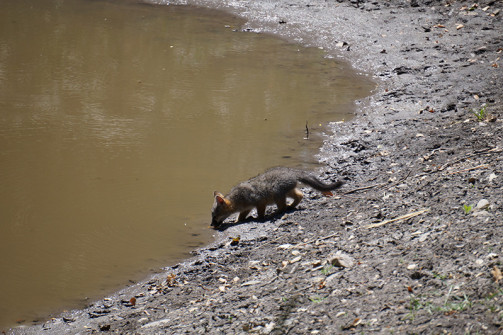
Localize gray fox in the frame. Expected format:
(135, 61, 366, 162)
(211, 167, 343, 227)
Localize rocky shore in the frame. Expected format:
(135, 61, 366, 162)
(8, 0, 502, 334)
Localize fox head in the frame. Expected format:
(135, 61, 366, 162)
(211, 191, 232, 227)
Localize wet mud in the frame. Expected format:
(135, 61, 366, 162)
(7, 0, 503, 334)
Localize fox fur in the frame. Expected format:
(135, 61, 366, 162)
(211, 167, 343, 227)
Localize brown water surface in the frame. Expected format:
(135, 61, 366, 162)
(0, 0, 374, 328)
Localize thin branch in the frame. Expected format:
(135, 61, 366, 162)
(438, 147, 500, 171)
(448, 164, 489, 175)
(304, 232, 338, 245)
(344, 169, 412, 195)
(365, 208, 430, 229)
(343, 182, 387, 195)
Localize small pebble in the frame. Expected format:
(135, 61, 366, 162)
(476, 199, 490, 210)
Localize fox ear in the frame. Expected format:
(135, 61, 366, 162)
(214, 191, 226, 205)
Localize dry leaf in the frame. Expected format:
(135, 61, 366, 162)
(351, 318, 361, 328)
(230, 236, 240, 246)
(318, 280, 326, 289)
(342, 317, 362, 330)
(167, 273, 177, 287)
(491, 266, 502, 283)
(129, 297, 136, 306)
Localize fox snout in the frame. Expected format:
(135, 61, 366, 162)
(211, 209, 229, 228)
(211, 216, 222, 228)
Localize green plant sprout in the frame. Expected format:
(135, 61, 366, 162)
(309, 296, 326, 303)
(472, 105, 487, 121)
(321, 264, 334, 276)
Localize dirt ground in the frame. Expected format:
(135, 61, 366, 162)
(8, 0, 503, 334)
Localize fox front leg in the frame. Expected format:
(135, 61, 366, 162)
(238, 209, 251, 222)
(274, 196, 288, 213)
(256, 204, 266, 221)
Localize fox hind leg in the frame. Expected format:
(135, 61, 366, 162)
(287, 188, 303, 209)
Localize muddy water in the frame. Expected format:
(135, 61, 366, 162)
(0, 0, 374, 328)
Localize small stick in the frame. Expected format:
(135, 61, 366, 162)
(289, 284, 313, 294)
(343, 182, 387, 195)
(382, 170, 412, 190)
(438, 147, 500, 171)
(365, 208, 430, 229)
(448, 164, 489, 175)
(344, 170, 411, 195)
(304, 232, 338, 245)
(260, 276, 278, 287)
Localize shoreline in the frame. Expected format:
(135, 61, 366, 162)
(9, 0, 502, 333)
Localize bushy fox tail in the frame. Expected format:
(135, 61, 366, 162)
(299, 174, 343, 192)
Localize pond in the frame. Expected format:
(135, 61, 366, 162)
(0, 0, 374, 327)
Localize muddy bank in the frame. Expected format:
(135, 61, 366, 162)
(8, 0, 503, 334)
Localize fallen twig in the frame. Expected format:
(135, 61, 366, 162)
(344, 170, 412, 195)
(438, 147, 500, 171)
(289, 284, 313, 294)
(305, 232, 338, 245)
(448, 164, 490, 175)
(382, 170, 413, 191)
(260, 276, 279, 287)
(365, 208, 430, 229)
(343, 182, 387, 195)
